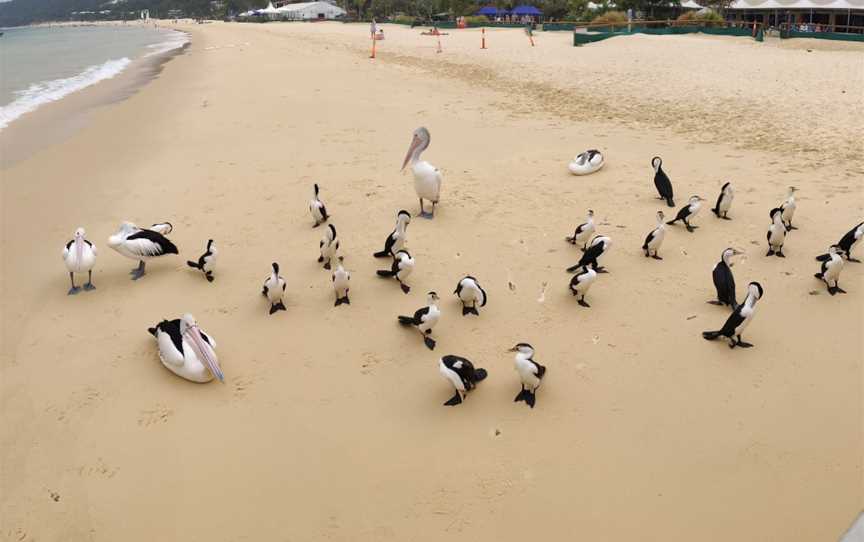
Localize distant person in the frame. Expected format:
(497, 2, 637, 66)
(370, 18, 377, 38)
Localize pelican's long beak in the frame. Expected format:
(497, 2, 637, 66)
(401, 135, 421, 171)
(185, 326, 224, 383)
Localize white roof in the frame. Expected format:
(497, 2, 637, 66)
(681, 0, 704, 8)
(260, 2, 280, 13)
(277, 1, 346, 13)
(728, 0, 864, 9)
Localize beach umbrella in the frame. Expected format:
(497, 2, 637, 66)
(511, 5, 543, 15)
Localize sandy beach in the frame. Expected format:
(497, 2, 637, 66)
(1, 21, 862, 541)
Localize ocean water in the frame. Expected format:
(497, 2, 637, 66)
(0, 25, 188, 130)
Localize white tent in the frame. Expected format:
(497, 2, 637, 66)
(276, 1, 347, 19)
(681, 0, 704, 9)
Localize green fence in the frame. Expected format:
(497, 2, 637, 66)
(573, 24, 762, 45)
(783, 29, 864, 41)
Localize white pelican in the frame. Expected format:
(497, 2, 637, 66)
(568, 149, 604, 175)
(401, 127, 442, 219)
(107, 222, 178, 280)
(62, 227, 97, 294)
(147, 313, 224, 383)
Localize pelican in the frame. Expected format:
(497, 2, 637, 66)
(147, 313, 224, 383)
(62, 227, 97, 294)
(401, 127, 442, 219)
(107, 222, 178, 280)
(568, 149, 604, 175)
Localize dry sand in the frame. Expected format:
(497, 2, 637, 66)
(1, 21, 862, 541)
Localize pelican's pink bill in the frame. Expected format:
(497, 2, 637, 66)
(402, 135, 421, 171)
(185, 326, 224, 382)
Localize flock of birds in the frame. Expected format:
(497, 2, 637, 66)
(60, 128, 863, 408)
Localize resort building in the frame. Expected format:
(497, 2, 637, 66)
(726, 0, 864, 32)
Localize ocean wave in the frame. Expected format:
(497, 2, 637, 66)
(144, 30, 190, 57)
(0, 57, 131, 131)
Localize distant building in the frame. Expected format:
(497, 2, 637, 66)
(275, 1, 347, 19)
(727, 0, 864, 32)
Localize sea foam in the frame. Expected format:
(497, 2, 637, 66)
(0, 57, 131, 131)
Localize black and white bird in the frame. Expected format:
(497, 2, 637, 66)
(666, 196, 705, 232)
(376, 249, 414, 294)
(318, 224, 341, 270)
(651, 156, 675, 207)
(702, 281, 764, 349)
(779, 186, 798, 230)
(642, 210, 666, 259)
(708, 247, 742, 307)
(401, 127, 442, 219)
(766, 207, 788, 257)
(568, 265, 597, 307)
(62, 227, 97, 295)
(147, 313, 223, 383)
(565, 209, 595, 251)
(107, 221, 178, 280)
(438, 355, 487, 406)
(373, 210, 411, 258)
(816, 222, 863, 263)
(567, 235, 611, 273)
(332, 263, 351, 306)
(309, 183, 329, 228)
(814, 245, 847, 295)
(262, 262, 287, 314)
(397, 291, 440, 350)
(711, 181, 734, 220)
(186, 239, 217, 282)
(454, 275, 487, 316)
(509, 343, 546, 409)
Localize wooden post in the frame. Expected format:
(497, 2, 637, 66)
(436, 34, 442, 53)
(370, 35, 376, 58)
(481, 27, 487, 49)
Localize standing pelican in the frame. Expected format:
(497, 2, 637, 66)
(147, 313, 224, 383)
(107, 222, 178, 280)
(401, 127, 442, 219)
(62, 227, 97, 294)
(651, 156, 675, 207)
(780, 186, 798, 230)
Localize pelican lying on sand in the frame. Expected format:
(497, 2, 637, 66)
(148, 313, 223, 383)
(108, 222, 178, 280)
(568, 149, 604, 175)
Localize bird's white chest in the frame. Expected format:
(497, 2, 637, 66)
(310, 200, 324, 220)
(265, 276, 284, 302)
(574, 271, 596, 292)
(420, 306, 440, 331)
(412, 162, 441, 201)
(769, 223, 786, 245)
(719, 191, 733, 212)
(648, 227, 665, 248)
(576, 223, 595, 242)
(735, 306, 755, 334)
(824, 258, 843, 282)
(515, 357, 540, 387)
(397, 259, 415, 279)
(333, 271, 350, 293)
(321, 238, 338, 257)
(65, 244, 96, 272)
(782, 200, 796, 220)
(458, 282, 481, 303)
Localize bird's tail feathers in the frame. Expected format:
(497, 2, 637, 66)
(187, 260, 202, 269)
(397, 315, 414, 325)
(815, 253, 830, 262)
(702, 330, 721, 340)
(377, 269, 395, 277)
(373, 250, 390, 258)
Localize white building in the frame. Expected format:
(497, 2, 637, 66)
(276, 1, 347, 20)
(727, 0, 864, 30)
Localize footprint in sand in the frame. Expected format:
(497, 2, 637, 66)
(137, 405, 173, 427)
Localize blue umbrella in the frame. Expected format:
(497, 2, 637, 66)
(477, 6, 509, 15)
(511, 5, 542, 15)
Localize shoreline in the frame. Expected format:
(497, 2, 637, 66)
(1, 21, 861, 542)
(0, 26, 190, 168)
